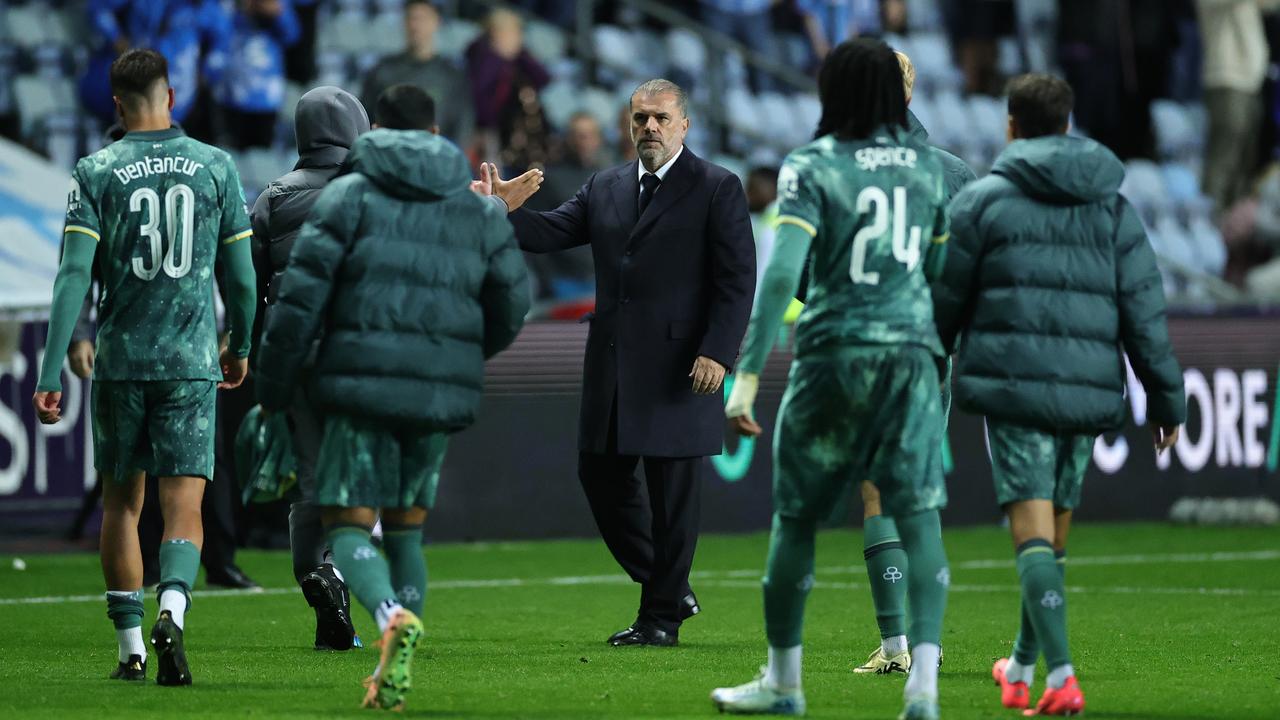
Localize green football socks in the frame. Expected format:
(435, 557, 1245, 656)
(863, 514, 908, 640)
(762, 513, 817, 649)
(382, 524, 427, 616)
(895, 509, 949, 649)
(1016, 540, 1071, 673)
(106, 589, 145, 662)
(157, 538, 200, 629)
(327, 526, 399, 623)
(1013, 548, 1066, 667)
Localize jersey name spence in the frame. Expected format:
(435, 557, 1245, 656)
(64, 129, 252, 381)
(777, 125, 949, 358)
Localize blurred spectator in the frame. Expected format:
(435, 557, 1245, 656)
(466, 9, 551, 160)
(796, 0, 881, 62)
(699, 0, 781, 93)
(1196, 0, 1280, 213)
(284, 0, 320, 85)
(1057, 0, 1182, 161)
(746, 166, 779, 293)
(218, 0, 301, 149)
(80, 0, 230, 128)
(361, 0, 475, 148)
(1222, 165, 1280, 287)
(941, 0, 1015, 95)
(525, 113, 610, 299)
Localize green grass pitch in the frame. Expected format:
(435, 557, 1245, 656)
(1, 523, 1276, 719)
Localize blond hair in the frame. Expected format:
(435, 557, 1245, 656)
(895, 51, 915, 102)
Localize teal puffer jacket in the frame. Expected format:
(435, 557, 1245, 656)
(256, 129, 530, 430)
(933, 135, 1186, 432)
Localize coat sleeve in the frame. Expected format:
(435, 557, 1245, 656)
(1114, 197, 1187, 426)
(932, 185, 984, 354)
(508, 175, 593, 253)
(698, 172, 757, 370)
(480, 214, 532, 359)
(255, 178, 360, 411)
(250, 187, 273, 310)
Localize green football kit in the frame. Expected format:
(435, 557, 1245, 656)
(37, 128, 256, 481)
(724, 124, 953, 677)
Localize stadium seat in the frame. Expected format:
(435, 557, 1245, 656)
(4, 4, 48, 48)
(592, 25, 635, 73)
(14, 73, 73, 137)
(665, 28, 707, 81)
(1120, 159, 1170, 211)
(966, 94, 1007, 153)
(315, 51, 353, 90)
(1160, 162, 1206, 210)
(369, 11, 408, 55)
(436, 19, 481, 62)
(1151, 100, 1199, 160)
(334, 0, 369, 15)
(754, 92, 800, 146)
(906, 0, 944, 31)
(32, 111, 78, 170)
(538, 79, 577, 131)
(723, 87, 759, 135)
(907, 33, 960, 93)
(524, 20, 567, 65)
(318, 10, 371, 55)
(371, 0, 403, 13)
(996, 37, 1022, 77)
(1186, 210, 1227, 277)
(34, 46, 67, 79)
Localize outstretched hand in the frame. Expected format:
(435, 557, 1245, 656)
(471, 162, 543, 212)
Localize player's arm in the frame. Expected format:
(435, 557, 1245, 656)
(1113, 195, 1186, 449)
(724, 221, 812, 435)
(216, 159, 257, 389)
(922, 170, 951, 283)
(931, 186, 981, 353)
(33, 237, 97, 423)
(255, 178, 360, 412)
(479, 213, 532, 359)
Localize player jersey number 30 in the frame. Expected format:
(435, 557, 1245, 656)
(851, 185, 922, 285)
(130, 183, 195, 281)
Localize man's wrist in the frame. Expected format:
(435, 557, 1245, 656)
(724, 372, 759, 418)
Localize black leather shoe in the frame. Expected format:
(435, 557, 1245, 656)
(607, 625, 638, 644)
(204, 565, 261, 590)
(680, 592, 701, 621)
(609, 622, 678, 647)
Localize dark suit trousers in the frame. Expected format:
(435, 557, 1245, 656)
(578, 401, 701, 634)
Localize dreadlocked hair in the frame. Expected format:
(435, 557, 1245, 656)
(814, 38, 907, 141)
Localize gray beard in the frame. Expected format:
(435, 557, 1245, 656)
(638, 146, 669, 171)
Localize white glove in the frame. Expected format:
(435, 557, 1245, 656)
(724, 373, 759, 419)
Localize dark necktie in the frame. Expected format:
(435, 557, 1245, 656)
(638, 172, 661, 217)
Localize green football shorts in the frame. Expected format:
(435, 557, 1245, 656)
(773, 345, 947, 521)
(987, 420, 1095, 509)
(91, 380, 217, 481)
(314, 414, 448, 510)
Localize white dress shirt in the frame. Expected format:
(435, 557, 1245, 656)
(637, 145, 684, 203)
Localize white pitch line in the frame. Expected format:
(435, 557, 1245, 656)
(1, 548, 1276, 606)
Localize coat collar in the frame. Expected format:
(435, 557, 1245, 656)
(607, 146, 697, 237)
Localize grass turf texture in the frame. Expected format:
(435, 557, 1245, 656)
(1, 523, 1276, 719)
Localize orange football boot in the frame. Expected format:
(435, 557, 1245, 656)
(1023, 676, 1085, 716)
(992, 658, 1031, 710)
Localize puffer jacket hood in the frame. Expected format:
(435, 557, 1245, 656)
(343, 129, 472, 202)
(992, 135, 1124, 205)
(294, 86, 369, 168)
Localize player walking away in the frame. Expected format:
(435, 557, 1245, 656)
(32, 49, 257, 686)
(933, 74, 1186, 716)
(251, 85, 370, 652)
(848, 49, 976, 677)
(712, 38, 952, 720)
(255, 85, 529, 711)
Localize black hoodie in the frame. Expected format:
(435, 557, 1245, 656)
(251, 86, 370, 306)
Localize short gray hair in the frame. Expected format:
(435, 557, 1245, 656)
(631, 78, 688, 118)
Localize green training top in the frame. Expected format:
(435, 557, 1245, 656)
(38, 128, 255, 391)
(739, 124, 951, 374)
